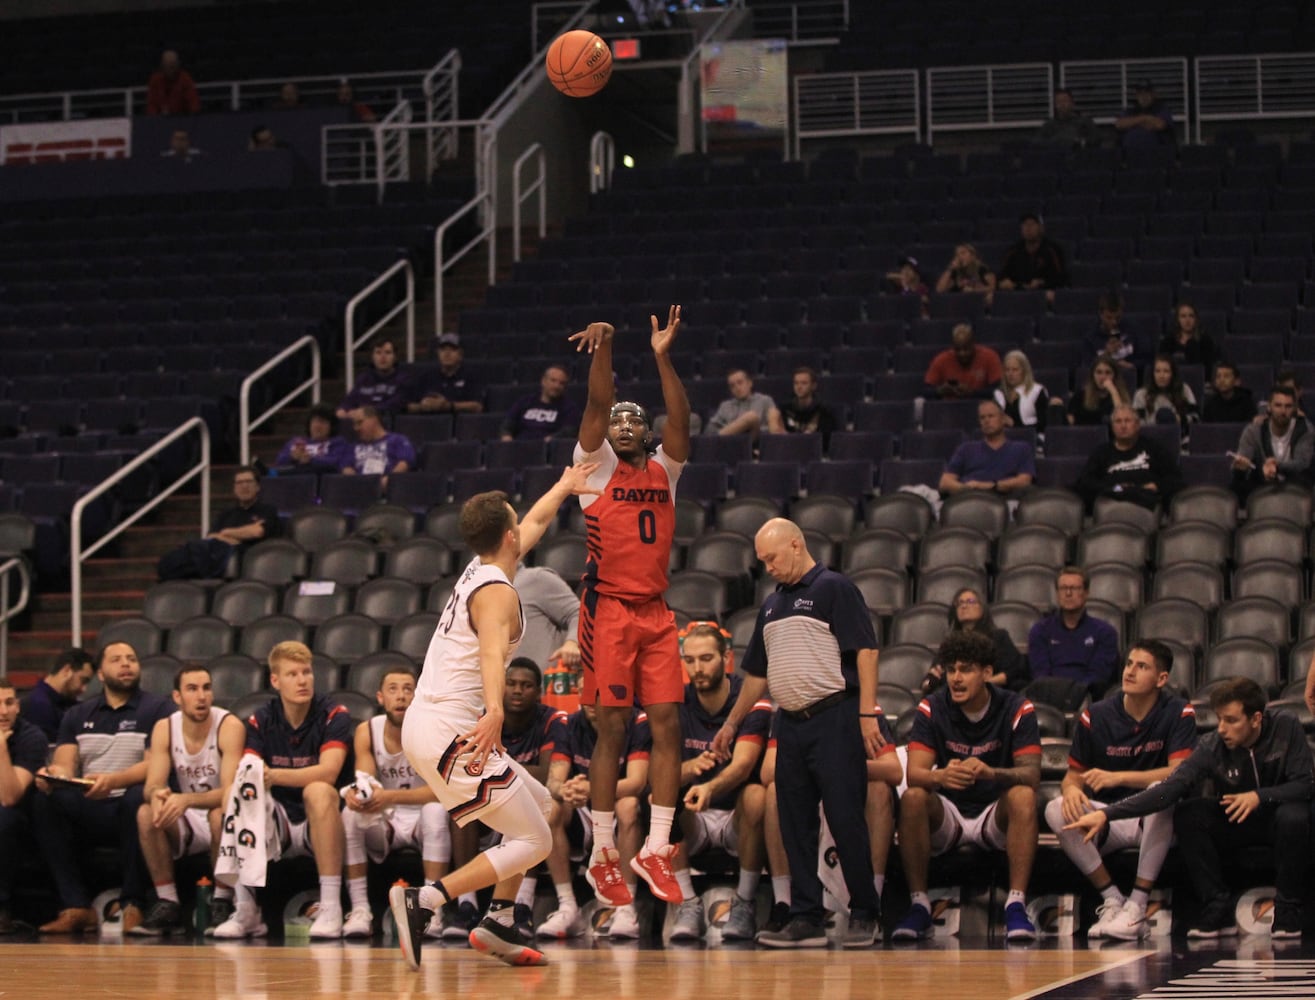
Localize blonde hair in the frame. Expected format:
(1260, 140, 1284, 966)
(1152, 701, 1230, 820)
(268, 640, 312, 675)
(1001, 350, 1036, 400)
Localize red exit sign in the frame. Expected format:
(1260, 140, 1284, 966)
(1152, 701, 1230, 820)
(612, 38, 641, 60)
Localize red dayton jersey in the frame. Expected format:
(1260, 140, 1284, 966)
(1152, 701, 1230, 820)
(575, 442, 683, 601)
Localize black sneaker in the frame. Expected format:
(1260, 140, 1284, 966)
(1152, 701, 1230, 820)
(1186, 897, 1238, 939)
(389, 885, 433, 971)
(763, 900, 790, 934)
(757, 916, 827, 949)
(129, 899, 182, 936)
(512, 903, 534, 943)
(1272, 901, 1303, 940)
(442, 900, 480, 941)
(205, 897, 234, 936)
(469, 915, 548, 966)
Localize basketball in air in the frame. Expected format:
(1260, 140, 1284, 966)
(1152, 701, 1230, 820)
(546, 30, 613, 97)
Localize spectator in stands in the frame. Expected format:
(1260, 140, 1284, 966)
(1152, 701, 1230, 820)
(1075, 405, 1183, 513)
(1158, 302, 1219, 379)
(923, 323, 1003, 400)
(778, 366, 837, 447)
(160, 129, 203, 161)
(272, 82, 301, 109)
(1034, 87, 1100, 148)
(883, 255, 929, 316)
(996, 213, 1069, 301)
(211, 641, 351, 939)
(273, 403, 348, 474)
(1085, 292, 1153, 379)
(1026, 567, 1120, 705)
(938, 399, 1035, 497)
(132, 666, 245, 936)
(32, 641, 172, 934)
(994, 350, 1050, 440)
(1259, 366, 1310, 426)
(336, 334, 411, 420)
(513, 564, 581, 671)
(501, 364, 580, 440)
(1201, 360, 1256, 424)
(1066, 677, 1312, 940)
(248, 125, 281, 151)
(921, 588, 1028, 694)
(892, 631, 1040, 943)
(21, 648, 95, 743)
(1115, 79, 1174, 150)
(540, 704, 650, 940)
(341, 406, 415, 480)
(340, 667, 449, 940)
(666, 623, 771, 944)
(1132, 354, 1197, 438)
(337, 79, 377, 123)
(1045, 640, 1197, 941)
(1, 675, 49, 935)
(706, 368, 783, 438)
(406, 333, 485, 415)
(146, 49, 199, 116)
(1066, 355, 1129, 426)
(157, 466, 278, 580)
(1229, 385, 1313, 503)
(934, 243, 995, 303)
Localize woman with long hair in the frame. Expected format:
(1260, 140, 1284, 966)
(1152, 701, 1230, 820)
(921, 587, 1028, 693)
(1132, 353, 1198, 436)
(1067, 354, 1129, 425)
(1157, 301, 1219, 377)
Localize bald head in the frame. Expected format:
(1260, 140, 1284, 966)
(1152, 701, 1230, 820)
(755, 517, 814, 586)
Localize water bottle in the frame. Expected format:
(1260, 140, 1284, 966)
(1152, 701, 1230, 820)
(194, 876, 214, 937)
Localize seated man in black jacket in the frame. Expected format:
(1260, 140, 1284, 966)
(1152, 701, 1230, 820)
(157, 466, 279, 580)
(1074, 405, 1182, 512)
(1065, 676, 1312, 939)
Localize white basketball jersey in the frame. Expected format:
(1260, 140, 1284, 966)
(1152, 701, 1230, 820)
(416, 556, 523, 714)
(369, 715, 421, 791)
(169, 708, 229, 794)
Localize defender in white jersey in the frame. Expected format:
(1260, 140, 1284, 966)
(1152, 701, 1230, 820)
(340, 667, 450, 939)
(390, 462, 598, 971)
(133, 665, 245, 935)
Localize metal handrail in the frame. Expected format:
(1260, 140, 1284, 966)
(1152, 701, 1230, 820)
(423, 49, 463, 178)
(590, 131, 615, 193)
(70, 417, 210, 647)
(0, 556, 31, 671)
(434, 185, 497, 336)
(344, 259, 416, 390)
(512, 143, 547, 262)
(239, 335, 323, 467)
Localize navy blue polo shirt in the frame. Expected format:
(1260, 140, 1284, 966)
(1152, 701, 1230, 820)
(5, 716, 50, 778)
(244, 694, 353, 823)
(21, 680, 74, 744)
(740, 563, 877, 713)
(910, 685, 1041, 817)
(679, 673, 772, 810)
(946, 439, 1036, 483)
(502, 703, 569, 768)
(550, 707, 651, 780)
(57, 688, 172, 796)
(1027, 611, 1121, 692)
(1069, 692, 1197, 802)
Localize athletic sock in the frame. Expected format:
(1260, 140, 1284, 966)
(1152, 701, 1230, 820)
(1100, 884, 1125, 905)
(873, 874, 885, 900)
(515, 876, 537, 907)
(555, 882, 576, 911)
(1128, 888, 1149, 911)
(772, 875, 792, 905)
(910, 891, 931, 912)
(737, 868, 761, 903)
(155, 882, 179, 904)
(347, 876, 369, 911)
(592, 811, 616, 851)
(319, 875, 342, 913)
(675, 869, 696, 899)
(645, 805, 675, 851)
(1006, 889, 1026, 908)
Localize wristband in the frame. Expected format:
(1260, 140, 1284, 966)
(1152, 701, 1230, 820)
(858, 713, 879, 718)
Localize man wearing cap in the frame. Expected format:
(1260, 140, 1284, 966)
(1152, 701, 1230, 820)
(997, 214, 1069, 300)
(885, 256, 930, 316)
(1116, 80, 1174, 149)
(567, 306, 693, 911)
(407, 333, 485, 415)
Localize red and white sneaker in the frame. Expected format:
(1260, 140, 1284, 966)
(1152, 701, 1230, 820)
(630, 844, 683, 904)
(585, 847, 634, 907)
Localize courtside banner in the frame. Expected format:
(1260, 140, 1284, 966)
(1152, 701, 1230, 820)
(1, 117, 131, 165)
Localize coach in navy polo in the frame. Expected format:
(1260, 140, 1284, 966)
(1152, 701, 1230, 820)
(31, 641, 172, 934)
(1, 675, 50, 934)
(938, 399, 1036, 497)
(1026, 565, 1120, 702)
(713, 518, 883, 949)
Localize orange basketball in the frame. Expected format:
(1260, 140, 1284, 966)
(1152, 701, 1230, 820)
(546, 29, 612, 98)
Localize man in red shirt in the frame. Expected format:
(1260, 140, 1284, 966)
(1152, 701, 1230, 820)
(923, 323, 1003, 399)
(569, 305, 689, 912)
(147, 50, 200, 116)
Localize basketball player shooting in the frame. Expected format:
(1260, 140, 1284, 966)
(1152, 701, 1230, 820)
(569, 305, 691, 908)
